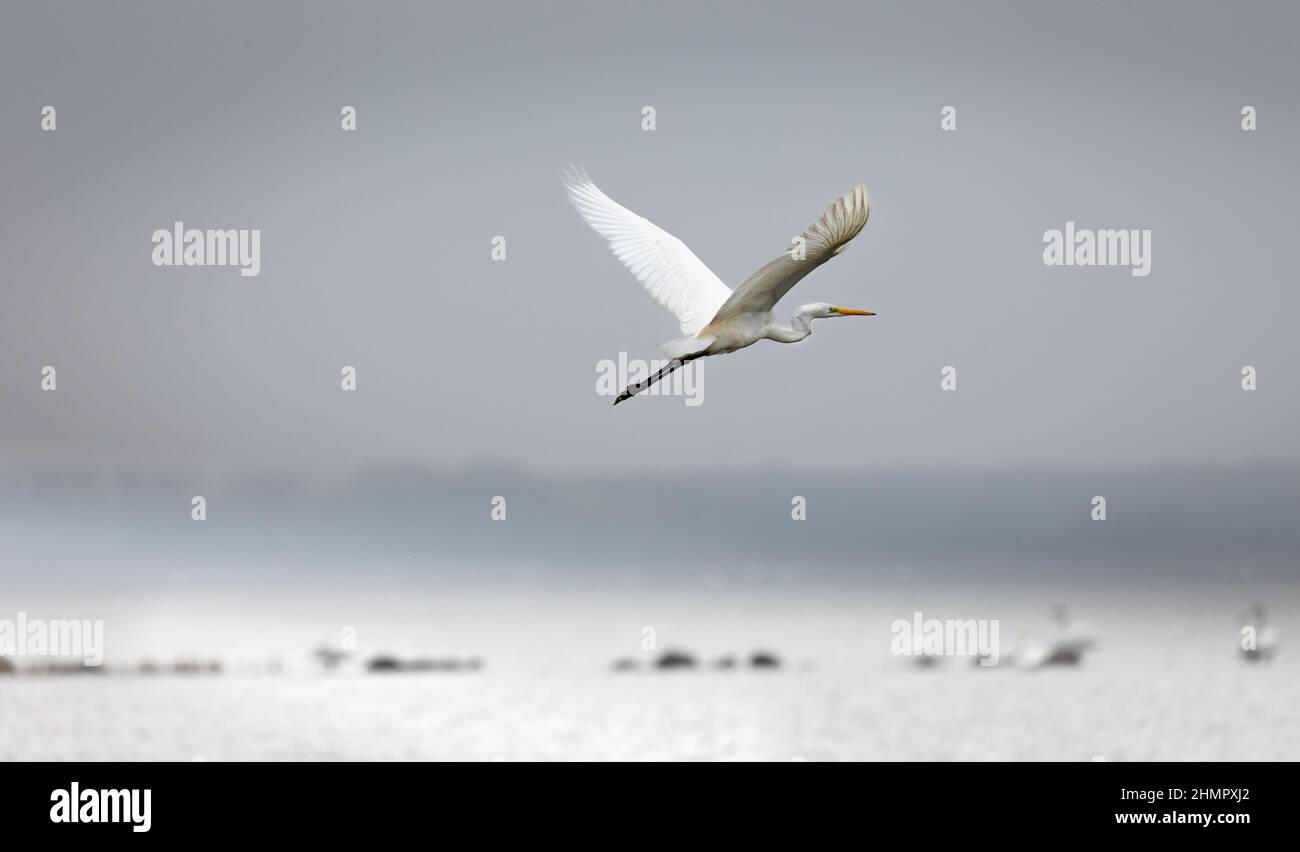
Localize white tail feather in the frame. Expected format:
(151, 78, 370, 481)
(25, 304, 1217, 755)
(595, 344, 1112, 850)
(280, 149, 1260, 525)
(659, 335, 714, 360)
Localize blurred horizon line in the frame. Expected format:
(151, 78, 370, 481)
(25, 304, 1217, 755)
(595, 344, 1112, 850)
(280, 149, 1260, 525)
(2, 460, 1297, 584)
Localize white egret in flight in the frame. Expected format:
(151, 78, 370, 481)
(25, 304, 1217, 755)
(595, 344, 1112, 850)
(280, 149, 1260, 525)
(562, 167, 875, 404)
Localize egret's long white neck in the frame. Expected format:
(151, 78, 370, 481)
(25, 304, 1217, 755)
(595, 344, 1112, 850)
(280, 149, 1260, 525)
(766, 305, 819, 344)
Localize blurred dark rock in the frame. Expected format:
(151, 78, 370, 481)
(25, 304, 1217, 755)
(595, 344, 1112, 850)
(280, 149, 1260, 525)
(367, 655, 483, 673)
(25, 661, 105, 675)
(1044, 649, 1080, 666)
(313, 645, 351, 669)
(655, 649, 697, 670)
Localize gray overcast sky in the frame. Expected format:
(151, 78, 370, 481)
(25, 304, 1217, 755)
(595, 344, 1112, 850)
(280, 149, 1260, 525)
(1, 0, 1297, 476)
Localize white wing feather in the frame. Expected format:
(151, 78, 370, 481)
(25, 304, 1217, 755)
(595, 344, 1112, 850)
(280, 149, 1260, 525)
(562, 167, 733, 336)
(711, 182, 870, 322)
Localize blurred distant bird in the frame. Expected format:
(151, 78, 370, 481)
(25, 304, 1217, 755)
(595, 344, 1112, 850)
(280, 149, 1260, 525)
(1019, 605, 1096, 669)
(562, 167, 876, 404)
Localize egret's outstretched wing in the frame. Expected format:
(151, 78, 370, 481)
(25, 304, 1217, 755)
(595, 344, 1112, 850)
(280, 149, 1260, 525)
(710, 182, 870, 322)
(562, 166, 732, 336)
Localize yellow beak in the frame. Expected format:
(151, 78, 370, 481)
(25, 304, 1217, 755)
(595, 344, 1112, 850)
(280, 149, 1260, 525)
(834, 307, 876, 316)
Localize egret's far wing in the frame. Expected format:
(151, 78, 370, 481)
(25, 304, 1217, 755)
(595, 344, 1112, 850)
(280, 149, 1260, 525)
(563, 166, 732, 336)
(710, 182, 870, 323)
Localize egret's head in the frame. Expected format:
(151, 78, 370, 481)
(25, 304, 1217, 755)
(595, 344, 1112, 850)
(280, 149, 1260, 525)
(809, 302, 876, 319)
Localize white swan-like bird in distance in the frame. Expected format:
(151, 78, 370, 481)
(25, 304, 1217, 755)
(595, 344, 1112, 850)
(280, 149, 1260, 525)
(562, 167, 876, 404)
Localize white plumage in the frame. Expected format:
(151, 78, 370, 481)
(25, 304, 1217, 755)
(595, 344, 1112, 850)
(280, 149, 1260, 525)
(712, 181, 870, 321)
(562, 167, 876, 404)
(562, 165, 732, 337)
